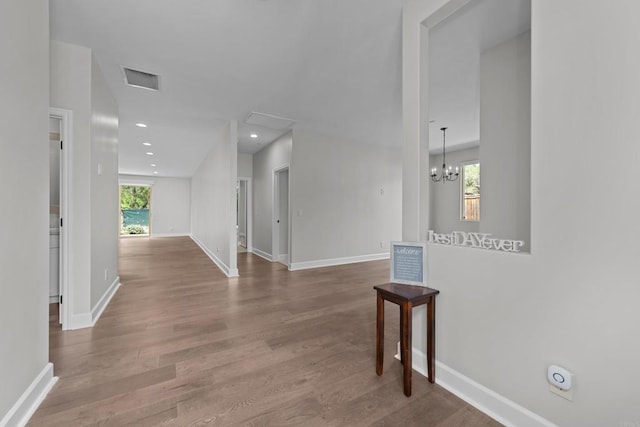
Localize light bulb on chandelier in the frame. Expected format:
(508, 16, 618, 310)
(431, 127, 459, 183)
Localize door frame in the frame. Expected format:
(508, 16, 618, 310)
(272, 165, 291, 267)
(50, 107, 72, 330)
(237, 177, 252, 252)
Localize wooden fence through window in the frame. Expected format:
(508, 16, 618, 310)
(464, 196, 480, 221)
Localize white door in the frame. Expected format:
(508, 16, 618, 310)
(50, 108, 71, 330)
(237, 180, 247, 249)
(49, 117, 62, 322)
(273, 167, 289, 265)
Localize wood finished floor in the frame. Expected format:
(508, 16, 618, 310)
(32, 237, 501, 426)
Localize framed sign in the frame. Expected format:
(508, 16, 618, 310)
(390, 241, 426, 286)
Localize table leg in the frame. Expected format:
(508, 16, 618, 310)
(399, 306, 404, 366)
(426, 296, 436, 383)
(402, 302, 412, 397)
(376, 291, 384, 376)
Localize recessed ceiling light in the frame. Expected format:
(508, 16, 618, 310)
(250, 133, 258, 139)
(146, 152, 154, 156)
(150, 163, 157, 167)
(136, 123, 147, 128)
(143, 142, 152, 146)
(153, 171, 159, 175)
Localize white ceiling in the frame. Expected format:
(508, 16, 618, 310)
(49, 0, 405, 177)
(49, 0, 530, 178)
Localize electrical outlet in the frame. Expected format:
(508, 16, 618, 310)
(549, 384, 573, 401)
(548, 365, 574, 401)
(104, 268, 108, 281)
(380, 241, 384, 248)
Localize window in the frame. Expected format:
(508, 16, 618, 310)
(120, 185, 151, 235)
(461, 161, 480, 221)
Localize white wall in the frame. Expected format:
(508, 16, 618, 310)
(90, 55, 119, 308)
(252, 132, 292, 259)
(190, 121, 238, 276)
(0, 0, 52, 422)
(150, 177, 191, 237)
(429, 146, 479, 234)
(51, 40, 120, 325)
(119, 175, 191, 237)
(404, 1, 640, 426)
(479, 30, 531, 250)
(50, 40, 93, 317)
(290, 129, 402, 267)
(238, 152, 253, 178)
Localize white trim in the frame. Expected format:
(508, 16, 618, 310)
(150, 232, 191, 238)
(237, 177, 252, 251)
(49, 107, 71, 331)
(69, 312, 92, 330)
(191, 235, 239, 277)
(118, 177, 155, 186)
(394, 346, 556, 427)
(272, 165, 291, 267)
(91, 276, 120, 325)
(251, 248, 273, 262)
(289, 252, 389, 271)
(0, 363, 57, 427)
(49, 296, 59, 304)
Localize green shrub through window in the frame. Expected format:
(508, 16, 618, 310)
(120, 185, 151, 235)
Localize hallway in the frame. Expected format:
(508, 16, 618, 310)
(32, 237, 499, 426)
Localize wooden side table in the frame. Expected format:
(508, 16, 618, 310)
(374, 282, 439, 397)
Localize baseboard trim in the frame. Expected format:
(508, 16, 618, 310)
(394, 345, 556, 427)
(251, 248, 273, 262)
(91, 276, 120, 326)
(69, 312, 92, 330)
(289, 252, 389, 271)
(0, 363, 57, 427)
(49, 295, 59, 304)
(150, 232, 191, 238)
(190, 235, 239, 278)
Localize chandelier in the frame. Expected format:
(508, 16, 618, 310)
(430, 127, 459, 183)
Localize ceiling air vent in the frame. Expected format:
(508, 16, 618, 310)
(122, 67, 160, 91)
(245, 112, 295, 131)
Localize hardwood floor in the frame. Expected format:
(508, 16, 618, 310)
(32, 237, 501, 426)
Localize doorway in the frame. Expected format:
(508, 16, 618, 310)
(49, 107, 71, 330)
(237, 178, 251, 253)
(273, 166, 289, 266)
